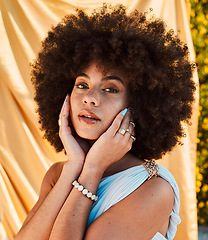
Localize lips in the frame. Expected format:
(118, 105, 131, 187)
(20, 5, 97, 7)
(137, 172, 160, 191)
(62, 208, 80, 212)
(78, 110, 101, 124)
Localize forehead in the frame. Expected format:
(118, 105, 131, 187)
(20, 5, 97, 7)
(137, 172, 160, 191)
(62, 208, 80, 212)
(80, 62, 129, 85)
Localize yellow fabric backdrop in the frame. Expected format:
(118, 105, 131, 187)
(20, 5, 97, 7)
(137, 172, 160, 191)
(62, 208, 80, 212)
(0, 0, 198, 239)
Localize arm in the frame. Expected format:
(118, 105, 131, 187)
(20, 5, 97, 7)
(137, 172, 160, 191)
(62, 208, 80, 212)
(16, 95, 132, 240)
(49, 164, 103, 240)
(15, 96, 86, 240)
(20, 162, 64, 228)
(14, 161, 81, 240)
(49, 104, 133, 239)
(85, 177, 174, 240)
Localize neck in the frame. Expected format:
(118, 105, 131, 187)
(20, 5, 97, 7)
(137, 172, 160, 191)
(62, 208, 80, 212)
(102, 152, 144, 178)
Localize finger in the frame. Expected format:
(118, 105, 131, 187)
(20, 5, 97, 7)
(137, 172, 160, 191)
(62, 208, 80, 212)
(59, 95, 67, 120)
(60, 95, 70, 129)
(61, 95, 70, 126)
(131, 126, 135, 136)
(115, 111, 131, 140)
(130, 134, 136, 143)
(129, 120, 135, 128)
(126, 120, 134, 136)
(120, 111, 131, 135)
(126, 117, 135, 134)
(117, 113, 136, 144)
(106, 108, 128, 136)
(129, 125, 136, 143)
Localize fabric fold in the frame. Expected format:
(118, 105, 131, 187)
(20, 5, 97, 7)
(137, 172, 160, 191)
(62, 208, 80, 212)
(88, 164, 181, 240)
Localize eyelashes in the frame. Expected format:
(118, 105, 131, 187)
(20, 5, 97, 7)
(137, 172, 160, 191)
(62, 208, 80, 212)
(102, 87, 119, 93)
(75, 83, 119, 93)
(75, 83, 88, 89)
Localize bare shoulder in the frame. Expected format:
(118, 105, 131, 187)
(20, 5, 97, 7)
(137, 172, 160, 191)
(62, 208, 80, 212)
(41, 161, 65, 189)
(21, 161, 65, 227)
(140, 176, 174, 204)
(85, 176, 174, 240)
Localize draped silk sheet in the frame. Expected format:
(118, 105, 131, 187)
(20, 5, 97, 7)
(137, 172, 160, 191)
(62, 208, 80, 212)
(0, 0, 198, 239)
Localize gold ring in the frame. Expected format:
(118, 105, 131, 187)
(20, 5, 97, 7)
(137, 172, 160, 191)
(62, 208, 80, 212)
(58, 119, 61, 127)
(130, 121, 135, 128)
(118, 128, 126, 135)
(130, 135, 136, 142)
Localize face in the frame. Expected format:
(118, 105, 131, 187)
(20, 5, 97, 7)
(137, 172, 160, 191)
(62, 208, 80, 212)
(70, 63, 128, 139)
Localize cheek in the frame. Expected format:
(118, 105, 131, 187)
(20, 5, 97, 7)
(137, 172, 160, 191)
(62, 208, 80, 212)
(114, 97, 128, 111)
(69, 94, 79, 122)
(70, 92, 79, 111)
(104, 100, 127, 123)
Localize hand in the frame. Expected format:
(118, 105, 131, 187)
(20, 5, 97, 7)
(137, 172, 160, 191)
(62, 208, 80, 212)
(59, 95, 87, 171)
(84, 109, 135, 173)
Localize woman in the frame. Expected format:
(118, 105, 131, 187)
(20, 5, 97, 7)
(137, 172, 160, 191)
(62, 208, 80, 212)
(15, 4, 196, 240)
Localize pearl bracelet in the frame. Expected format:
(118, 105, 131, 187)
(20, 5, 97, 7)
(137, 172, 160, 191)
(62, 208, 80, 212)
(72, 180, 98, 202)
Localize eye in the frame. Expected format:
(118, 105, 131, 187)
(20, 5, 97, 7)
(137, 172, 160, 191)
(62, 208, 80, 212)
(75, 83, 89, 89)
(102, 87, 119, 93)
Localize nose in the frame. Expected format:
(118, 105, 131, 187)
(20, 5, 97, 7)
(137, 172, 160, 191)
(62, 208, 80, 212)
(83, 89, 99, 106)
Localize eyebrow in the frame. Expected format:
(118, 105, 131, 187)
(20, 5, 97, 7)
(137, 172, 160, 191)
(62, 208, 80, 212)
(77, 73, 124, 84)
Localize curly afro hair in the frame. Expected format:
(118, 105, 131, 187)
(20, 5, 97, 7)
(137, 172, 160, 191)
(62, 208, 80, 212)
(31, 4, 196, 160)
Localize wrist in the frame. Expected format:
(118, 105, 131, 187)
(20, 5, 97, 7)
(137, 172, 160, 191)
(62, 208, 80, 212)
(82, 162, 104, 179)
(84, 154, 108, 175)
(61, 160, 83, 180)
(78, 165, 104, 192)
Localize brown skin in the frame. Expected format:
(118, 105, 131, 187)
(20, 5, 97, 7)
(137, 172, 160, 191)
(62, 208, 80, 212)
(32, 5, 196, 161)
(15, 64, 174, 240)
(19, 161, 174, 239)
(70, 63, 128, 140)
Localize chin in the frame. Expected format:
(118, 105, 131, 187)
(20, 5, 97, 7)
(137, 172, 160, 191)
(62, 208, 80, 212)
(76, 130, 101, 140)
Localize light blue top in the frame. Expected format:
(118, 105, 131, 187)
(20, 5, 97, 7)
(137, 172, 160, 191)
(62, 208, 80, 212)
(88, 164, 181, 240)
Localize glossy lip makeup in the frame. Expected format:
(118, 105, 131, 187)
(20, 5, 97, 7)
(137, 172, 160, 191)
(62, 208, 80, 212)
(78, 110, 101, 125)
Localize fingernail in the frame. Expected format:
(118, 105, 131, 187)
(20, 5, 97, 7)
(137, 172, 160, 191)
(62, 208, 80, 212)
(65, 96, 67, 103)
(122, 108, 128, 116)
